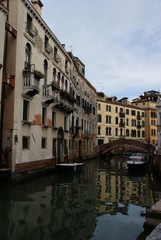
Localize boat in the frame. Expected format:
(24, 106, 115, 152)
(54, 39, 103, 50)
(127, 153, 147, 169)
(56, 162, 85, 172)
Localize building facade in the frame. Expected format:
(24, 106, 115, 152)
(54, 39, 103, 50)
(97, 95, 146, 145)
(0, 0, 97, 178)
(156, 95, 161, 154)
(132, 91, 158, 145)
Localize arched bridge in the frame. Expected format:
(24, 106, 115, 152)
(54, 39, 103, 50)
(99, 139, 155, 156)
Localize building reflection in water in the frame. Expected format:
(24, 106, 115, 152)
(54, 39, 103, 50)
(95, 156, 158, 216)
(0, 157, 160, 240)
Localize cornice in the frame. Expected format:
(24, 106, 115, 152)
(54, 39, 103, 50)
(21, 0, 71, 62)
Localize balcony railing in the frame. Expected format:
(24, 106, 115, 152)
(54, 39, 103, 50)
(42, 85, 58, 105)
(119, 112, 125, 117)
(23, 72, 40, 97)
(60, 89, 77, 103)
(53, 97, 76, 114)
(137, 125, 142, 129)
(84, 130, 90, 138)
(119, 122, 125, 127)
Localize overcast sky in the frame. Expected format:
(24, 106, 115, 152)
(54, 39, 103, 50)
(42, 0, 161, 101)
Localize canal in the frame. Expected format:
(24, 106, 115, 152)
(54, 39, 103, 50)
(0, 156, 161, 240)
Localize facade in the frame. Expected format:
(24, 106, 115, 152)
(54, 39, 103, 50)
(0, 0, 97, 178)
(97, 95, 146, 145)
(156, 95, 161, 154)
(132, 91, 158, 145)
(0, 3, 8, 158)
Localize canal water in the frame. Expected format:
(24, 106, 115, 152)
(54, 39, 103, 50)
(0, 156, 161, 240)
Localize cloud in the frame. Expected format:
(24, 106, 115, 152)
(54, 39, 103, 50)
(42, 0, 161, 100)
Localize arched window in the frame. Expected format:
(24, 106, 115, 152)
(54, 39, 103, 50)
(97, 114, 102, 123)
(53, 68, 56, 82)
(25, 43, 31, 69)
(142, 131, 145, 138)
(115, 128, 118, 136)
(43, 59, 48, 85)
(120, 128, 123, 136)
(65, 79, 68, 91)
(57, 72, 60, 86)
(126, 129, 129, 137)
(138, 130, 140, 137)
(61, 76, 64, 90)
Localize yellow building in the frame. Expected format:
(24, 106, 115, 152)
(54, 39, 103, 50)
(97, 94, 146, 145)
(132, 91, 158, 145)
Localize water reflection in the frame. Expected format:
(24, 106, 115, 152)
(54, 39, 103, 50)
(0, 157, 160, 240)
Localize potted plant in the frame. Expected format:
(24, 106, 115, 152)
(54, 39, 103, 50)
(34, 70, 44, 80)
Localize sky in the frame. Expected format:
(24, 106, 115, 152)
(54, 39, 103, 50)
(41, 0, 161, 101)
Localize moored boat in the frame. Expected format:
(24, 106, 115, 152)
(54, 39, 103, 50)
(127, 153, 147, 169)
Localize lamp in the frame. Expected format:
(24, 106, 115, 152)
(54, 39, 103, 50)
(0, 64, 3, 70)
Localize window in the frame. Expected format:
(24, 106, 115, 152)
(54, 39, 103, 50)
(126, 129, 129, 137)
(106, 105, 111, 112)
(23, 99, 29, 121)
(106, 127, 111, 135)
(142, 131, 145, 138)
(126, 109, 129, 115)
(98, 114, 102, 123)
(42, 106, 47, 125)
(115, 128, 118, 136)
(138, 130, 140, 138)
(25, 43, 31, 69)
(43, 59, 48, 85)
(98, 126, 101, 135)
(142, 112, 145, 117)
(22, 136, 30, 149)
(126, 118, 129, 126)
(98, 103, 101, 110)
(93, 106, 96, 115)
(41, 138, 47, 149)
(54, 46, 58, 59)
(131, 119, 136, 126)
(106, 115, 111, 124)
(131, 110, 136, 116)
(26, 13, 32, 30)
(142, 121, 145, 127)
(115, 107, 118, 113)
(53, 68, 56, 82)
(81, 119, 84, 131)
(115, 117, 118, 125)
(44, 35, 49, 49)
(52, 111, 56, 127)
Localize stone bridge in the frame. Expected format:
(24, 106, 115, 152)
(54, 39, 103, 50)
(99, 139, 155, 156)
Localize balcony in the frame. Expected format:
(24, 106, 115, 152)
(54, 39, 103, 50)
(84, 130, 90, 139)
(119, 122, 125, 127)
(137, 115, 141, 120)
(70, 126, 78, 138)
(2, 72, 15, 88)
(60, 90, 77, 103)
(26, 24, 38, 37)
(119, 112, 125, 118)
(23, 71, 40, 97)
(137, 124, 142, 129)
(53, 98, 76, 114)
(42, 85, 58, 105)
(51, 80, 60, 91)
(84, 105, 92, 114)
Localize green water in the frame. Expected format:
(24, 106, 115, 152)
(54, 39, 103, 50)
(0, 157, 160, 240)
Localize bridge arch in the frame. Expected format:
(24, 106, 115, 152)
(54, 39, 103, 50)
(99, 139, 155, 156)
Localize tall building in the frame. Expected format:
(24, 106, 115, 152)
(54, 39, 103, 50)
(0, 0, 97, 179)
(156, 95, 161, 154)
(132, 90, 158, 145)
(97, 94, 146, 145)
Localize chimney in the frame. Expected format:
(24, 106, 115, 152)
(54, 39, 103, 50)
(31, 0, 43, 16)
